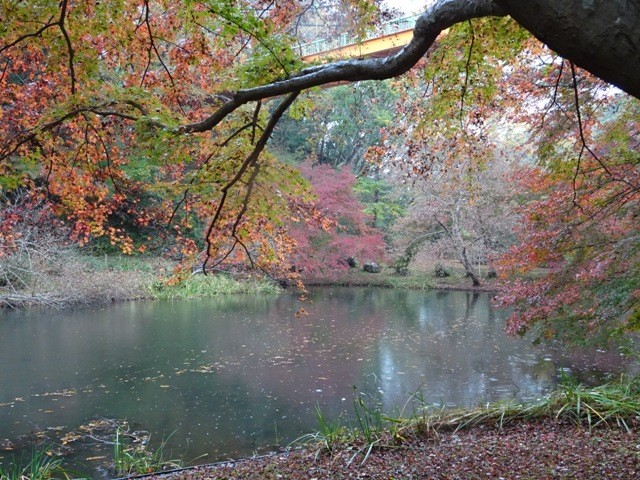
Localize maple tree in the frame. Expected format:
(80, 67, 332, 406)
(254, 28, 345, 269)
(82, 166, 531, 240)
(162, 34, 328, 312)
(1, 0, 371, 277)
(289, 160, 385, 275)
(494, 63, 640, 345)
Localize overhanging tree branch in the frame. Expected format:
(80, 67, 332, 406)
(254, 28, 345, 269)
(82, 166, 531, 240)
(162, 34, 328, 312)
(178, 0, 507, 135)
(202, 90, 300, 271)
(175, 0, 640, 140)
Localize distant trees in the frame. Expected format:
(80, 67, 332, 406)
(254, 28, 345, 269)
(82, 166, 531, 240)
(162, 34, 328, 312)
(393, 146, 519, 286)
(271, 81, 398, 173)
(289, 161, 385, 275)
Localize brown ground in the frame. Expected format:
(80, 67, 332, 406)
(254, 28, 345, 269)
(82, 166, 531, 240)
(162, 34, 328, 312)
(147, 419, 640, 479)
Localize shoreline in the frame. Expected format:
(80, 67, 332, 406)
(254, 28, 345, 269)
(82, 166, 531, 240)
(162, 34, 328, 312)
(143, 420, 640, 480)
(139, 379, 640, 479)
(118, 379, 640, 479)
(1, 256, 502, 311)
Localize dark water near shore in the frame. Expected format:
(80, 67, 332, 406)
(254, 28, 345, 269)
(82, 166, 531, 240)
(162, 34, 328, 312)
(0, 288, 634, 476)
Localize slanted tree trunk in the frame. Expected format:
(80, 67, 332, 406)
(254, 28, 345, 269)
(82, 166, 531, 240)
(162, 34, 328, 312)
(460, 247, 481, 288)
(434, 214, 482, 288)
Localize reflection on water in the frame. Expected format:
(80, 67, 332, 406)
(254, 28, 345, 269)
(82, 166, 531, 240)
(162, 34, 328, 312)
(0, 288, 633, 474)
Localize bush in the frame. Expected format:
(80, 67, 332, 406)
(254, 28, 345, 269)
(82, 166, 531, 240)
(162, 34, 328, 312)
(434, 263, 450, 278)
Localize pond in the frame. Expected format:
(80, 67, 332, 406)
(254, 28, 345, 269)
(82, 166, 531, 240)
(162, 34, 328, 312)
(0, 287, 634, 476)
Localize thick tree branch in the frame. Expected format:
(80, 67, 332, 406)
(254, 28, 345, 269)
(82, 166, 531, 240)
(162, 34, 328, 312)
(495, 0, 640, 99)
(176, 0, 640, 139)
(179, 0, 506, 134)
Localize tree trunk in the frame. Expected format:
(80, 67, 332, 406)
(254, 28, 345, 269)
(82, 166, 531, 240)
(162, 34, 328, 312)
(461, 247, 481, 287)
(496, 0, 640, 99)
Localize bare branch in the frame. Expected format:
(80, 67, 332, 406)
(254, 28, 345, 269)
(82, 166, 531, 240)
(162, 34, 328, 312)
(569, 62, 637, 190)
(58, 0, 76, 94)
(140, 0, 186, 114)
(203, 90, 300, 271)
(0, 16, 57, 54)
(569, 62, 610, 175)
(459, 19, 475, 127)
(540, 59, 564, 128)
(207, 2, 293, 77)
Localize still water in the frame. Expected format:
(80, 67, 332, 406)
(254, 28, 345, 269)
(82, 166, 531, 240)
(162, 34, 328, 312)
(0, 288, 633, 475)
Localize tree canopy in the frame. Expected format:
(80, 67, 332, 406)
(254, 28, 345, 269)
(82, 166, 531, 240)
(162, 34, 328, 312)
(1, 0, 639, 343)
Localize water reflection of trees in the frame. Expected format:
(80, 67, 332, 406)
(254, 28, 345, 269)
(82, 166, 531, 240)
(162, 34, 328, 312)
(0, 289, 634, 467)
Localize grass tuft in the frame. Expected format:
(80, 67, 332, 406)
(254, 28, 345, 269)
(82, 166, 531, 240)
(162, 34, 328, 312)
(0, 446, 76, 480)
(148, 274, 282, 299)
(113, 428, 182, 476)
(290, 405, 348, 459)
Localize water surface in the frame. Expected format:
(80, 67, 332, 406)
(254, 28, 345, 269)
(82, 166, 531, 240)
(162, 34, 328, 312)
(0, 288, 632, 475)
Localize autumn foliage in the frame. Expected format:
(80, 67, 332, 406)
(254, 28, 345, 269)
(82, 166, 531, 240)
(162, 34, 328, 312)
(1, 1, 639, 345)
(289, 161, 385, 275)
(0, 0, 341, 276)
(495, 64, 640, 344)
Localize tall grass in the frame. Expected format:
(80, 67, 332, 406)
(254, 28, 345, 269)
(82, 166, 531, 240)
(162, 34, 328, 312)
(290, 405, 348, 458)
(0, 447, 75, 480)
(113, 429, 182, 476)
(148, 274, 281, 299)
(293, 376, 640, 465)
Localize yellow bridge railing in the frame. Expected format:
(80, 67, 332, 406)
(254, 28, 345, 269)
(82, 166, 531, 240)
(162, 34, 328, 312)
(299, 14, 420, 61)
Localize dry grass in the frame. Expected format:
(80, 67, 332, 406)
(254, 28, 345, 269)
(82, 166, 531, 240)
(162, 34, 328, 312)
(0, 250, 152, 309)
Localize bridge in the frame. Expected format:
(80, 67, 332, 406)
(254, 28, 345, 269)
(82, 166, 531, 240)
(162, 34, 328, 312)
(298, 14, 420, 61)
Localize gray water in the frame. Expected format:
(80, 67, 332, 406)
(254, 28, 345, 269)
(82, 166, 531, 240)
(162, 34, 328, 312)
(0, 288, 633, 475)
